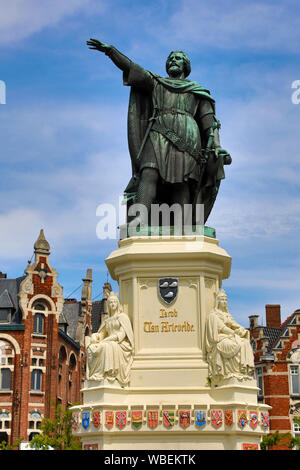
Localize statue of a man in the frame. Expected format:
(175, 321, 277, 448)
(87, 39, 231, 226)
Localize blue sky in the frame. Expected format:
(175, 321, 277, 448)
(1, 0, 300, 326)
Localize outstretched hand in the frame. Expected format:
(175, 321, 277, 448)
(86, 38, 111, 53)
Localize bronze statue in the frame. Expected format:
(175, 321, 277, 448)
(87, 39, 231, 228)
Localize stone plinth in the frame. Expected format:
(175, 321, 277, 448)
(71, 234, 270, 450)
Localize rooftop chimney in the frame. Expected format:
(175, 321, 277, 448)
(265, 304, 281, 328)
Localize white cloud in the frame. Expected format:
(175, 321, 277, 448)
(163, 0, 300, 53)
(0, 0, 103, 44)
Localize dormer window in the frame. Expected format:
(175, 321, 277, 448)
(0, 309, 11, 324)
(0, 289, 15, 323)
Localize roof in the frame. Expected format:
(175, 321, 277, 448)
(263, 311, 297, 352)
(60, 302, 81, 340)
(91, 300, 106, 333)
(0, 289, 15, 309)
(0, 276, 25, 323)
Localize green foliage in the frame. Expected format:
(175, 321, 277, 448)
(261, 425, 300, 451)
(29, 403, 82, 450)
(0, 437, 23, 450)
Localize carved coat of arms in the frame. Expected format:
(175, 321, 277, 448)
(131, 411, 143, 429)
(147, 410, 159, 429)
(71, 412, 79, 431)
(238, 410, 247, 428)
(116, 411, 127, 429)
(105, 411, 114, 429)
(261, 411, 269, 429)
(162, 410, 175, 428)
(249, 411, 258, 430)
(158, 278, 178, 304)
(195, 410, 206, 428)
(224, 409, 233, 427)
(92, 411, 101, 428)
(179, 410, 191, 428)
(211, 409, 223, 428)
(82, 411, 90, 430)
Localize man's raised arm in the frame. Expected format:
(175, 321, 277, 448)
(87, 38, 131, 73)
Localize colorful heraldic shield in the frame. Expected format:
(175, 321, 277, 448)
(132, 411, 143, 429)
(83, 444, 99, 450)
(71, 412, 79, 431)
(211, 409, 223, 428)
(147, 411, 159, 429)
(224, 410, 233, 427)
(249, 411, 258, 430)
(238, 410, 247, 428)
(179, 410, 191, 429)
(105, 411, 114, 429)
(82, 411, 90, 430)
(195, 410, 206, 428)
(92, 411, 101, 428)
(116, 411, 127, 429)
(261, 411, 269, 429)
(163, 410, 175, 428)
(242, 443, 259, 451)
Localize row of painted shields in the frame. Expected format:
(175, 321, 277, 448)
(72, 409, 269, 431)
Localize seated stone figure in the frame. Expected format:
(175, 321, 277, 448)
(86, 292, 134, 387)
(205, 289, 254, 385)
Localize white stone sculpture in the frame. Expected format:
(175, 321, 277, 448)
(86, 292, 134, 387)
(205, 289, 254, 385)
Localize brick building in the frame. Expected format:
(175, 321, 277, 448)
(249, 305, 300, 444)
(0, 230, 110, 445)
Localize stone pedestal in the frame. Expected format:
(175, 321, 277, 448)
(71, 234, 270, 450)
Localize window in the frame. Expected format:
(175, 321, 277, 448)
(31, 369, 42, 391)
(29, 411, 42, 431)
(0, 369, 11, 390)
(256, 367, 263, 396)
(33, 313, 44, 334)
(0, 309, 10, 323)
(290, 365, 300, 395)
(293, 419, 300, 436)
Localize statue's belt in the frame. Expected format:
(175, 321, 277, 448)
(155, 108, 194, 118)
(151, 121, 204, 162)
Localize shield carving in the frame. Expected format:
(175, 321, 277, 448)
(92, 411, 101, 428)
(195, 410, 206, 428)
(211, 409, 223, 428)
(158, 278, 178, 304)
(162, 410, 175, 428)
(238, 410, 247, 428)
(71, 412, 79, 431)
(82, 411, 90, 430)
(261, 411, 269, 429)
(105, 411, 114, 429)
(224, 409, 233, 427)
(147, 411, 159, 429)
(249, 411, 258, 430)
(116, 411, 127, 429)
(132, 411, 143, 429)
(179, 410, 191, 429)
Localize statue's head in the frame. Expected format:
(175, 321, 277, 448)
(166, 50, 191, 78)
(215, 289, 228, 311)
(107, 292, 120, 314)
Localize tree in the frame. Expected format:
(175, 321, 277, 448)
(261, 418, 300, 451)
(29, 403, 82, 450)
(0, 437, 23, 450)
